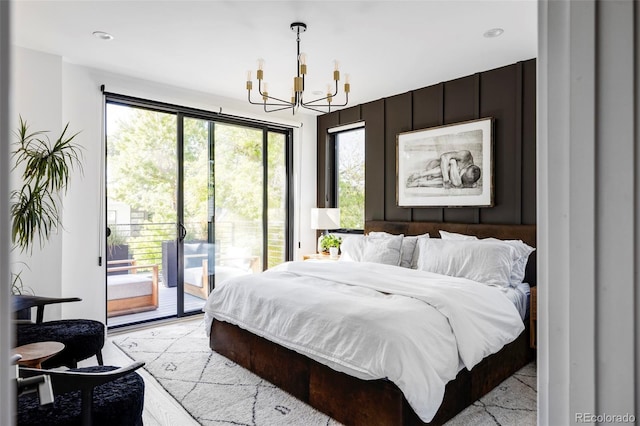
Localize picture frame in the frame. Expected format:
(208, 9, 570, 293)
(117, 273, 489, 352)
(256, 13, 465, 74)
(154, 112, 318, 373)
(396, 117, 494, 207)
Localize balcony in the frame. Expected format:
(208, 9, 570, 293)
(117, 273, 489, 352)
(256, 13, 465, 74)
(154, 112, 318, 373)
(106, 221, 284, 328)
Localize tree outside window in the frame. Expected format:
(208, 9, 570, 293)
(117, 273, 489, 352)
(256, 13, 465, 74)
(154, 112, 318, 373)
(335, 128, 365, 230)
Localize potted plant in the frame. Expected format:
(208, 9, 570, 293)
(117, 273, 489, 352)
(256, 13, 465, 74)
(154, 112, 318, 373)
(107, 227, 129, 262)
(11, 116, 83, 295)
(320, 234, 342, 258)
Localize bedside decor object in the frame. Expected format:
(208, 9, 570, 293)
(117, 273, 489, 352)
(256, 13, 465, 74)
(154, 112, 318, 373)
(246, 22, 350, 114)
(310, 208, 340, 253)
(396, 117, 494, 207)
(320, 234, 342, 257)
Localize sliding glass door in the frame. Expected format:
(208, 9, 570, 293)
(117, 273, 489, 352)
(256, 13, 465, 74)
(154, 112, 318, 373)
(213, 123, 291, 276)
(105, 96, 292, 328)
(180, 116, 215, 313)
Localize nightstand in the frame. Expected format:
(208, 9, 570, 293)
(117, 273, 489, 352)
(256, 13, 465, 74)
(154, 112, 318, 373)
(302, 253, 340, 261)
(530, 286, 537, 349)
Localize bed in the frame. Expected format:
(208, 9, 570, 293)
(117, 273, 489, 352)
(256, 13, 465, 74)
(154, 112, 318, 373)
(205, 221, 536, 425)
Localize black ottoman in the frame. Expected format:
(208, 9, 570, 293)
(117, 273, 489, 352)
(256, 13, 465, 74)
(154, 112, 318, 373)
(17, 365, 145, 426)
(17, 319, 105, 368)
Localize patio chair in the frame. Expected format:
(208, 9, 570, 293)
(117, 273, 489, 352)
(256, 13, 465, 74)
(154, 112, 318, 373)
(107, 259, 159, 317)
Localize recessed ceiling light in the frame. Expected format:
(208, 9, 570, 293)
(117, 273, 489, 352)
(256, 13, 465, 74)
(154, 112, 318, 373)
(483, 28, 504, 38)
(92, 31, 114, 41)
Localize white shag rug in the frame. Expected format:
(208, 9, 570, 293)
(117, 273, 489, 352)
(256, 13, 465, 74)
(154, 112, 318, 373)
(113, 318, 536, 426)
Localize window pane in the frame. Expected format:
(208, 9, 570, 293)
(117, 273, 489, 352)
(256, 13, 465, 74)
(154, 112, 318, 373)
(336, 128, 365, 229)
(267, 132, 287, 268)
(214, 123, 264, 273)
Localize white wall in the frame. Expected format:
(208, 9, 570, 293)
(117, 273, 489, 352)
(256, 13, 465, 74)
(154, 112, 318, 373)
(12, 46, 318, 322)
(538, 1, 640, 424)
(10, 48, 64, 320)
(1, 2, 13, 424)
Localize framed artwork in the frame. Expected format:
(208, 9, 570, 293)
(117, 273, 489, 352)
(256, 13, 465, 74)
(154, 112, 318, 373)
(396, 117, 494, 207)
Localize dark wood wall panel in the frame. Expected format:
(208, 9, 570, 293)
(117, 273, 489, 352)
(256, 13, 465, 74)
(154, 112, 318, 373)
(412, 85, 445, 222)
(317, 111, 339, 207)
(317, 59, 536, 228)
(521, 60, 537, 225)
(442, 74, 481, 223)
(479, 64, 519, 224)
(384, 93, 413, 221)
(338, 106, 361, 125)
(444, 75, 478, 124)
(362, 100, 385, 221)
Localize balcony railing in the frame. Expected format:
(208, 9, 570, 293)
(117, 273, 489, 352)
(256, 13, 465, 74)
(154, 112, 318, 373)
(107, 221, 286, 284)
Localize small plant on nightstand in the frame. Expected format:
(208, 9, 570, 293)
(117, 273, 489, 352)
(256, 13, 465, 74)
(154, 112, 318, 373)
(320, 234, 342, 254)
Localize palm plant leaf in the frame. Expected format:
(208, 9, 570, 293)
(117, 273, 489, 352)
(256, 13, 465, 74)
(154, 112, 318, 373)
(10, 118, 83, 253)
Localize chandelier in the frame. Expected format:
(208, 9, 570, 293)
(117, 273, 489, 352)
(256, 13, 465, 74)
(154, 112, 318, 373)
(246, 22, 350, 114)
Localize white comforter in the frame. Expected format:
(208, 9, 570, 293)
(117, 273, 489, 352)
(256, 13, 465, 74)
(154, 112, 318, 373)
(203, 261, 524, 422)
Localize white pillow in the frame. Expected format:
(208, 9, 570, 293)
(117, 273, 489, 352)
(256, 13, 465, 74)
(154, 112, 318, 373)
(338, 235, 366, 262)
(483, 238, 535, 285)
(367, 232, 431, 269)
(439, 230, 478, 241)
(416, 238, 516, 287)
(439, 231, 535, 285)
(362, 234, 403, 266)
(407, 233, 430, 269)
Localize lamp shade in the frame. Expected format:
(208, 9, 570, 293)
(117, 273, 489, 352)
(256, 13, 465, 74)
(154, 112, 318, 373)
(310, 208, 340, 230)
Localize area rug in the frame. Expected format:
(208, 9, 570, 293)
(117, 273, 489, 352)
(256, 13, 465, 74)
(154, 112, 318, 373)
(113, 318, 536, 426)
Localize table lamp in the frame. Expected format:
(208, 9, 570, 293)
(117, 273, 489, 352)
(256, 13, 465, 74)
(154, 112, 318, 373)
(310, 208, 340, 253)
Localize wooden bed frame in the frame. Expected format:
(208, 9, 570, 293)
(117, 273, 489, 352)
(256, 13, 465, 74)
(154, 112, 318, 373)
(209, 221, 536, 425)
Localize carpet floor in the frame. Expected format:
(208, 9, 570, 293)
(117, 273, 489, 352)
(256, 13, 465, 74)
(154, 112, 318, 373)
(113, 318, 536, 426)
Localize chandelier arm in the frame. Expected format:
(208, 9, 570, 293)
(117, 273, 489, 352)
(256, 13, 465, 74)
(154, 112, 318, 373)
(301, 96, 330, 105)
(302, 90, 349, 107)
(263, 94, 296, 105)
(301, 104, 333, 114)
(264, 104, 297, 113)
(331, 79, 339, 97)
(323, 92, 349, 107)
(248, 91, 293, 107)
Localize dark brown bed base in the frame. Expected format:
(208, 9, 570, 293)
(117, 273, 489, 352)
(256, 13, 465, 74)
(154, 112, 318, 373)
(209, 221, 536, 425)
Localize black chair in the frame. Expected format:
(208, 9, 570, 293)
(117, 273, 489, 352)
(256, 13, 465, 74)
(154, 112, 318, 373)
(17, 361, 145, 426)
(13, 295, 105, 368)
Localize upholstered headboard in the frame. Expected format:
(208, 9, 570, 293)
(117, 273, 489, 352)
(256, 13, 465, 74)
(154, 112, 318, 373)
(365, 221, 537, 286)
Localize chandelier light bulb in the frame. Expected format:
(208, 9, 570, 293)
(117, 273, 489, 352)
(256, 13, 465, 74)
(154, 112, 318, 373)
(299, 53, 307, 65)
(246, 71, 252, 81)
(257, 59, 264, 70)
(333, 60, 340, 71)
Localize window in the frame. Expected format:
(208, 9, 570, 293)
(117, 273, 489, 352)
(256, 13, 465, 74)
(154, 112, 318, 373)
(333, 126, 365, 230)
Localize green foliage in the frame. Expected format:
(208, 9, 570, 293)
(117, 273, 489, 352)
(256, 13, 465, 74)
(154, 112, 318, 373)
(336, 129, 365, 230)
(11, 264, 33, 295)
(320, 234, 342, 252)
(11, 116, 83, 253)
(107, 107, 288, 268)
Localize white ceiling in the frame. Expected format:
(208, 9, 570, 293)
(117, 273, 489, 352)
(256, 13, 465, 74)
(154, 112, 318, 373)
(12, 0, 537, 115)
